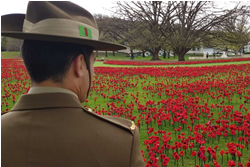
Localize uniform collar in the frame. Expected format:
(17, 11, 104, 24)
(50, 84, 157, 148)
(11, 93, 82, 111)
(10, 93, 135, 135)
(28, 86, 78, 98)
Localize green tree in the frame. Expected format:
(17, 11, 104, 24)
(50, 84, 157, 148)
(214, 15, 250, 54)
(1, 36, 7, 51)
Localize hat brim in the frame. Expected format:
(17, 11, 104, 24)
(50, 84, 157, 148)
(2, 32, 126, 51)
(1, 14, 126, 51)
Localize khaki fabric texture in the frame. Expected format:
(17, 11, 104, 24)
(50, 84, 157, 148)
(1, 93, 145, 167)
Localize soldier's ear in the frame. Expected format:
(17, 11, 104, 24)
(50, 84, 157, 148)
(73, 54, 86, 77)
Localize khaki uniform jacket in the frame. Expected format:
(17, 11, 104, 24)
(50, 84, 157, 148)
(1, 93, 145, 167)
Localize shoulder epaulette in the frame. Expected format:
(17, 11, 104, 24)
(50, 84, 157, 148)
(82, 108, 135, 135)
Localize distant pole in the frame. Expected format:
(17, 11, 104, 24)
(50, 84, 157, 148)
(142, 51, 145, 57)
(163, 50, 166, 59)
(96, 50, 98, 57)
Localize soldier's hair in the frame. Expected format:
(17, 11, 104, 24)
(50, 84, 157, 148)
(21, 40, 93, 83)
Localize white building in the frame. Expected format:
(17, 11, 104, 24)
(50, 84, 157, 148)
(188, 42, 250, 55)
(187, 46, 222, 55)
(243, 42, 250, 53)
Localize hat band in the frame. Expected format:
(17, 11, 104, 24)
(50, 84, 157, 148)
(23, 18, 99, 40)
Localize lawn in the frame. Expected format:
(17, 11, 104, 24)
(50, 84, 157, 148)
(95, 61, 250, 67)
(1, 51, 21, 59)
(0, 51, 206, 61)
(96, 52, 185, 61)
(2, 51, 250, 68)
(1, 58, 250, 167)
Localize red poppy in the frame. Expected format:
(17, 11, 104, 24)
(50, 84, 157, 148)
(160, 154, 166, 159)
(237, 162, 243, 167)
(236, 151, 242, 157)
(189, 143, 194, 149)
(162, 157, 169, 166)
(179, 151, 185, 157)
(173, 152, 180, 160)
(182, 144, 188, 150)
(202, 156, 207, 162)
(228, 160, 236, 167)
(191, 151, 197, 156)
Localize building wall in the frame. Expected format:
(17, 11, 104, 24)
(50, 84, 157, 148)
(187, 46, 203, 54)
(243, 43, 250, 52)
(203, 48, 214, 55)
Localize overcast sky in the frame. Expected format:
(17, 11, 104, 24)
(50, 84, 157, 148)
(0, 1, 249, 16)
(0, 0, 116, 16)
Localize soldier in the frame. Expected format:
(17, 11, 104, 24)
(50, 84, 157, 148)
(1, 1, 145, 167)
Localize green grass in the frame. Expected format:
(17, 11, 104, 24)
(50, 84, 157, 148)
(1, 51, 182, 60)
(1, 51, 249, 67)
(2, 57, 250, 167)
(84, 69, 250, 167)
(1, 51, 21, 59)
(2, 51, 249, 65)
(95, 52, 248, 61)
(94, 61, 250, 67)
(96, 52, 188, 61)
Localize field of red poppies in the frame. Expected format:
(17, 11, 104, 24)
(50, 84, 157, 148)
(103, 58, 250, 66)
(1, 58, 250, 167)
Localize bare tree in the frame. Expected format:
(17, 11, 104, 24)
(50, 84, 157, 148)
(5, 37, 22, 51)
(161, 1, 250, 61)
(113, 1, 249, 61)
(212, 14, 250, 54)
(95, 14, 126, 44)
(115, 1, 168, 60)
(95, 14, 152, 57)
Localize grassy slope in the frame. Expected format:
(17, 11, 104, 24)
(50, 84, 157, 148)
(1, 52, 21, 59)
(1, 51, 185, 60)
(84, 68, 250, 166)
(2, 54, 250, 166)
(95, 61, 250, 67)
(2, 51, 249, 67)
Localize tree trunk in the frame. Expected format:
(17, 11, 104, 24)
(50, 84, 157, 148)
(174, 47, 190, 61)
(95, 50, 98, 57)
(150, 47, 161, 61)
(167, 51, 170, 59)
(113, 51, 115, 56)
(177, 54, 185, 61)
(130, 49, 134, 60)
(142, 51, 145, 57)
(105, 51, 108, 57)
(175, 49, 189, 61)
(163, 50, 166, 59)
